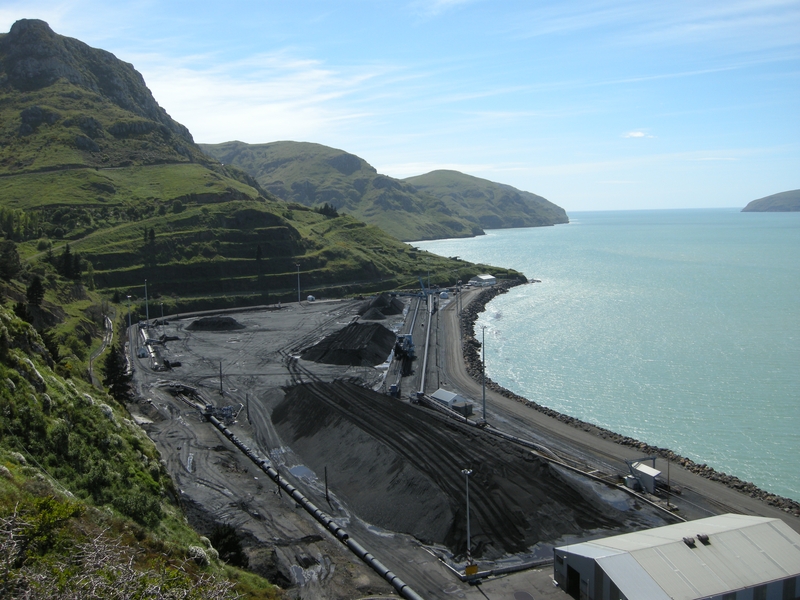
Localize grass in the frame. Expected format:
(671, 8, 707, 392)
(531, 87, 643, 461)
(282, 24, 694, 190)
(0, 305, 283, 598)
(0, 163, 258, 211)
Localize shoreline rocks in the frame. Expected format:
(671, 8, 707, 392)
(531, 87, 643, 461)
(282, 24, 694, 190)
(461, 280, 800, 518)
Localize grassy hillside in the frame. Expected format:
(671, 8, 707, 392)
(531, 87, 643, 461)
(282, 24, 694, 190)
(404, 169, 569, 229)
(200, 141, 482, 241)
(742, 189, 800, 212)
(0, 18, 527, 598)
(0, 304, 279, 598)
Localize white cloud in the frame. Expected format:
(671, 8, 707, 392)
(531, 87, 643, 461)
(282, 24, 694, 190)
(409, 0, 478, 17)
(128, 51, 392, 144)
(623, 131, 653, 138)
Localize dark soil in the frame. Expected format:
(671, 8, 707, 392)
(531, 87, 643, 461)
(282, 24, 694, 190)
(300, 322, 395, 366)
(358, 293, 405, 317)
(272, 380, 657, 559)
(360, 307, 386, 320)
(186, 316, 245, 331)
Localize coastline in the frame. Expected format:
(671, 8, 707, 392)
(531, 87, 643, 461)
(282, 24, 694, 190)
(460, 280, 800, 518)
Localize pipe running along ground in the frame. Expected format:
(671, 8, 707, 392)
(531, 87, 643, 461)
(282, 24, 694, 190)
(204, 412, 425, 600)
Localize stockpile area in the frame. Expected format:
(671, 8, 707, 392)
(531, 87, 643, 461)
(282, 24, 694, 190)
(300, 322, 396, 366)
(272, 380, 662, 559)
(186, 316, 245, 331)
(358, 293, 405, 321)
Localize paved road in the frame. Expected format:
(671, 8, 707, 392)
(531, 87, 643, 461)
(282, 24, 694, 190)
(433, 286, 800, 534)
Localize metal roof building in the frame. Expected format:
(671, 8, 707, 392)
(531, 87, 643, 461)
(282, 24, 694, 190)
(554, 514, 800, 600)
(469, 274, 496, 287)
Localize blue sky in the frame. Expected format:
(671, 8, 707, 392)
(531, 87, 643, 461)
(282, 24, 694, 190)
(2, 1, 798, 211)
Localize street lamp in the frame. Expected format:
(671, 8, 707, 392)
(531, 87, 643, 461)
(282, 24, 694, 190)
(481, 325, 487, 422)
(144, 279, 149, 326)
(462, 468, 473, 567)
(160, 302, 164, 322)
(296, 263, 301, 304)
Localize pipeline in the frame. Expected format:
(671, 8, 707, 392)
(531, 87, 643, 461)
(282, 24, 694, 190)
(205, 413, 425, 600)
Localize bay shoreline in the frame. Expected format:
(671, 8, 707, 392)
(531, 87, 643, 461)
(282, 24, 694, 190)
(461, 280, 800, 517)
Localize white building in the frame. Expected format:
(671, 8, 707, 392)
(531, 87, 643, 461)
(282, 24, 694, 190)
(469, 274, 496, 287)
(554, 514, 800, 600)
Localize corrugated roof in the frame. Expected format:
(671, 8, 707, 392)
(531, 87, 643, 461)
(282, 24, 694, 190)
(632, 461, 661, 478)
(559, 514, 800, 600)
(598, 553, 671, 600)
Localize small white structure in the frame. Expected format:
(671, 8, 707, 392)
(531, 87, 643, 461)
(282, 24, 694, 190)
(554, 514, 800, 600)
(469, 274, 496, 287)
(430, 388, 473, 416)
(631, 461, 661, 494)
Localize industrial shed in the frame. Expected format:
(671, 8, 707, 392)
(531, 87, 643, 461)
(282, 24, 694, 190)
(554, 514, 800, 600)
(469, 274, 496, 287)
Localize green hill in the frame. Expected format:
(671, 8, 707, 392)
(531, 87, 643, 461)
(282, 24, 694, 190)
(742, 189, 800, 212)
(0, 19, 519, 312)
(199, 140, 483, 241)
(403, 169, 569, 230)
(199, 141, 569, 241)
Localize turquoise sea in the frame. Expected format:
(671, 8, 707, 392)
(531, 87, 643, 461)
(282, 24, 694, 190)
(416, 208, 800, 502)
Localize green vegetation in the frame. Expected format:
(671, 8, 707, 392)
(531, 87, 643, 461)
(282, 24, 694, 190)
(741, 189, 800, 212)
(199, 141, 484, 241)
(404, 169, 569, 229)
(0, 304, 281, 598)
(0, 19, 529, 597)
(200, 141, 569, 241)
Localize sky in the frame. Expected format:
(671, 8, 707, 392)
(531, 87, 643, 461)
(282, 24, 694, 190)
(2, 1, 799, 211)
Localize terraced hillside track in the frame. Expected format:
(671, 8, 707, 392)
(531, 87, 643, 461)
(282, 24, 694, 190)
(273, 379, 659, 558)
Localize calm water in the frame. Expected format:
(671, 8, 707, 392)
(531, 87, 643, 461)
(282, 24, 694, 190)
(416, 209, 800, 501)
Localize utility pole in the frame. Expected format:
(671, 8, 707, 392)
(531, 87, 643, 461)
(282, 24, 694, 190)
(144, 279, 149, 325)
(296, 263, 301, 305)
(462, 468, 473, 569)
(219, 361, 223, 395)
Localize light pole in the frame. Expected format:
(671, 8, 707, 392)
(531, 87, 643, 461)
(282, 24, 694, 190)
(296, 263, 301, 304)
(144, 279, 149, 326)
(160, 302, 164, 321)
(457, 280, 462, 344)
(462, 468, 473, 567)
(481, 325, 487, 422)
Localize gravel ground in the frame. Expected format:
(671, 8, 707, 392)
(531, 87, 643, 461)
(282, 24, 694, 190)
(127, 289, 800, 600)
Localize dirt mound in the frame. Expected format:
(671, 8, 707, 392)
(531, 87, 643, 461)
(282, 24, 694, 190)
(272, 381, 660, 559)
(186, 316, 245, 331)
(300, 323, 395, 366)
(360, 308, 386, 321)
(358, 293, 405, 317)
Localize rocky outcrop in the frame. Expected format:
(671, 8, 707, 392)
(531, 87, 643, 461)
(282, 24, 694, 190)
(0, 19, 193, 143)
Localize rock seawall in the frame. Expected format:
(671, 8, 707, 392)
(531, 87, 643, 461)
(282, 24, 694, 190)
(461, 281, 800, 517)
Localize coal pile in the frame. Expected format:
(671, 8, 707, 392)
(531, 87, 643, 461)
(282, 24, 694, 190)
(273, 380, 665, 559)
(186, 316, 245, 331)
(358, 293, 405, 318)
(359, 308, 386, 321)
(300, 322, 396, 366)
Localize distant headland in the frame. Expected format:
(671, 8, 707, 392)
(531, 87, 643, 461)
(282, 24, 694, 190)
(742, 189, 800, 212)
